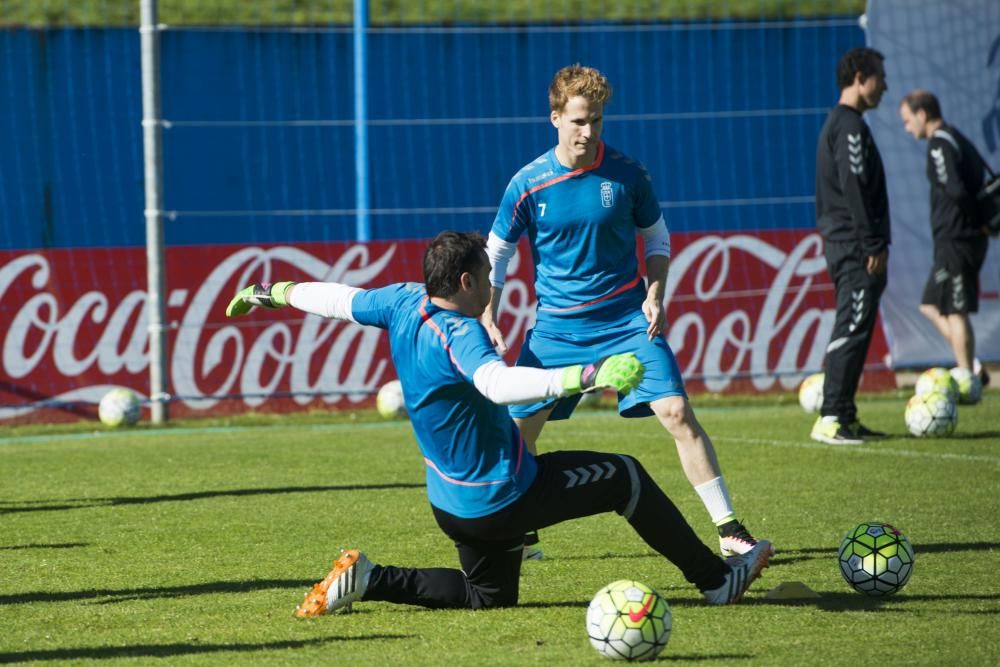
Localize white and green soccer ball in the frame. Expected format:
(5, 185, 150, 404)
(798, 372, 824, 413)
(949, 367, 982, 405)
(904, 391, 957, 437)
(375, 379, 407, 419)
(914, 367, 958, 401)
(838, 522, 914, 596)
(98, 388, 141, 427)
(586, 580, 671, 661)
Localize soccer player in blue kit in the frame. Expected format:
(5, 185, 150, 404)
(226, 231, 771, 616)
(481, 65, 767, 558)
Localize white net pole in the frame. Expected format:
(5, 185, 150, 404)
(141, 0, 169, 423)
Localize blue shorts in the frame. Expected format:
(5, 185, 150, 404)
(508, 311, 687, 421)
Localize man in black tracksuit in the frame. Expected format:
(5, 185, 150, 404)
(812, 48, 890, 445)
(899, 89, 991, 397)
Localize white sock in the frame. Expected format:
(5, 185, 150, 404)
(694, 476, 735, 525)
(822, 415, 838, 424)
(973, 358, 983, 375)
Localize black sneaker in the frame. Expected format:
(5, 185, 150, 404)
(810, 417, 864, 445)
(522, 530, 543, 561)
(981, 367, 991, 388)
(850, 422, 887, 438)
(718, 519, 771, 557)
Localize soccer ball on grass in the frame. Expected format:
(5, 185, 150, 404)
(98, 388, 141, 427)
(838, 522, 914, 596)
(586, 580, 671, 661)
(375, 379, 407, 419)
(914, 367, 958, 401)
(904, 391, 957, 437)
(798, 372, 824, 413)
(949, 367, 982, 405)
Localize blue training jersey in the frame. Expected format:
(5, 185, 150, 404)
(350, 282, 537, 519)
(491, 141, 663, 326)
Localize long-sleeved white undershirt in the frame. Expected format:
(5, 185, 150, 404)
(485, 232, 518, 289)
(638, 215, 671, 259)
(472, 360, 570, 405)
(287, 282, 361, 321)
(287, 281, 575, 405)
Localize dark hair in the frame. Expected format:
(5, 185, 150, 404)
(900, 89, 942, 121)
(836, 47, 885, 90)
(423, 231, 487, 298)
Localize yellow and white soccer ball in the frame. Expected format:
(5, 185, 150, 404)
(949, 367, 982, 405)
(904, 391, 957, 437)
(798, 372, 824, 413)
(375, 379, 407, 419)
(586, 580, 671, 661)
(914, 367, 958, 401)
(98, 388, 141, 427)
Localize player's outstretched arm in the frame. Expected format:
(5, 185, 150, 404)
(472, 353, 644, 405)
(562, 353, 645, 395)
(225, 281, 363, 322)
(225, 282, 296, 317)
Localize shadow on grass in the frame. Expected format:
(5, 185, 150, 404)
(755, 590, 1000, 612)
(0, 578, 314, 606)
(658, 655, 753, 662)
(768, 540, 995, 567)
(0, 542, 89, 551)
(944, 431, 1000, 440)
(0, 482, 425, 515)
(0, 635, 411, 664)
(552, 551, 663, 562)
(493, 539, 992, 570)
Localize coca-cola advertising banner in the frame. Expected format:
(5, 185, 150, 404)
(0, 232, 892, 423)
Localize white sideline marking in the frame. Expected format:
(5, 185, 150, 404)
(714, 435, 1000, 466)
(0, 420, 408, 447)
(554, 425, 1000, 466)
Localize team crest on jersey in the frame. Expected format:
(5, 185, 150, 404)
(600, 181, 614, 208)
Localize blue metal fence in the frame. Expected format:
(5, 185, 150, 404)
(0, 20, 862, 250)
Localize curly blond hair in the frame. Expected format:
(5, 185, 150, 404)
(548, 64, 612, 112)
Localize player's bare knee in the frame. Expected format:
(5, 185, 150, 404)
(652, 396, 695, 436)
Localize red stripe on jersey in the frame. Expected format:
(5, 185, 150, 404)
(419, 296, 468, 376)
(509, 141, 606, 232)
(537, 274, 642, 313)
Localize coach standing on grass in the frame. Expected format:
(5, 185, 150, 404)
(899, 89, 992, 394)
(811, 47, 891, 446)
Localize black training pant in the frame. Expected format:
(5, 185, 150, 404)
(821, 240, 888, 423)
(362, 450, 727, 609)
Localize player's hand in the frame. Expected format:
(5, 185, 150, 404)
(480, 312, 509, 355)
(225, 281, 295, 317)
(642, 296, 665, 340)
(866, 249, 888, 275)
(562, 353, 645, 396)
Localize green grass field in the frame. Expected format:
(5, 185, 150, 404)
(2, 391, 998, 665)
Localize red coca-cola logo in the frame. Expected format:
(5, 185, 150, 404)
(0, 232, 892, 423)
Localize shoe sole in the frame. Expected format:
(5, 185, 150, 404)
(294, 550, 361, 618)
(810, 432, 864, 446)
(731, 544, 773, 604)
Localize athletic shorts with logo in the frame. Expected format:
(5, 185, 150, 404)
(508, 310, 687, 420)
(921, 240, 988, 315)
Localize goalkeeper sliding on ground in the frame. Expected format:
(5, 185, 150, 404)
(225, 230, 771, 617)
